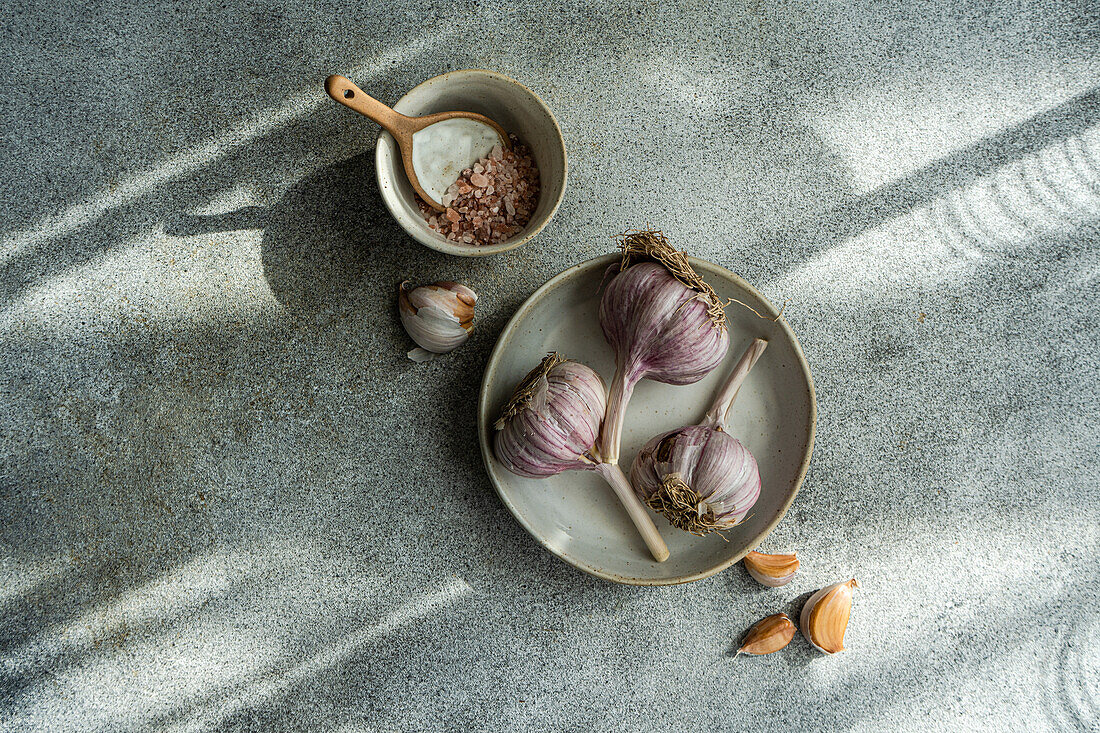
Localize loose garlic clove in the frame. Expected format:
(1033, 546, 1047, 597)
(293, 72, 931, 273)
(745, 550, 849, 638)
(800, 579, 860, 655)
(737, 613, 795, 656)
(398, 280, 477, 362)
(743, 551, 800, 587)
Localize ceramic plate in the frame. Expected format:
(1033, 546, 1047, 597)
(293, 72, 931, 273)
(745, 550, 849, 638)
(478, 255, 816, 585)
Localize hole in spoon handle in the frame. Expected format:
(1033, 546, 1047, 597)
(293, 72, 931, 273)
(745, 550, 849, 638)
(324, 75, 405, 139)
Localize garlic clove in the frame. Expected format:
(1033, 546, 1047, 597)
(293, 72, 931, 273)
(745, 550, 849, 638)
(743, 550, 799, 587)
(737, 613, 796, 656)
(398, 280, 477, 360)
(800, 579, 860, 655)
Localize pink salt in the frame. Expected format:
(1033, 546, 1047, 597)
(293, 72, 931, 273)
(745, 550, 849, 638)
(416, 134, 541, 247)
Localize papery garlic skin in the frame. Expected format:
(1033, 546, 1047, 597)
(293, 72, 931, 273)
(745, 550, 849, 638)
(493, 355, 606, 477)
(597, 231, 730, 463)
(601, 262, 730, 386)
(743, 551, 800, 587)
(398, 280, 477, 362)
(631, 425, 761, 533)
(493, 354, 670, 562)
(800, 579, 860, 655)
(737, 613, 796, 656)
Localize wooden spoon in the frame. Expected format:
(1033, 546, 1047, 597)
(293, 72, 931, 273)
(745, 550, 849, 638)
(325, 75, 509, 212)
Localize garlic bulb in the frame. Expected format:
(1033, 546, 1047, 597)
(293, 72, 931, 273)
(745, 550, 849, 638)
(737, 613, 796, 656)
(494, 354, 605, 477)
(630, 338, 767, 535)
(800, 579, 860, 654)
(398, 280, 477, 362)
(743, 551, 799, 587)
(494, 353, 669, 562)
(597, 231, 730, 463)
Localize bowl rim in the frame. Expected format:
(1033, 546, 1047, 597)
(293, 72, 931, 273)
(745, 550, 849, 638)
(374, 68, 568, 258)
(477, 253, 818, 585)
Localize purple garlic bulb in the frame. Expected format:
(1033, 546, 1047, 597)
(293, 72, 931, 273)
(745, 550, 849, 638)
(597, 231, 729, 463)
(631, 339, 767, 535)
(494, 353, 670, 562)
(494, 354, 607, 477)
(631, 427, 761, 534)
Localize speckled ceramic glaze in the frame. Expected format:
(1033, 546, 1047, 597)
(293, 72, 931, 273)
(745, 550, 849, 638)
(478, 255, 817, 585)
(375, 70, 567, 257)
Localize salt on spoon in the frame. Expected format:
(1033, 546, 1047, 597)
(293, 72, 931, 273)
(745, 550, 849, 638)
(325, 75, 509, 211)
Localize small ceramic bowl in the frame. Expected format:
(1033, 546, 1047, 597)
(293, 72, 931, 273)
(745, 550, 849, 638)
(375, 70, 567, 257)
(478, 255, 817, 585)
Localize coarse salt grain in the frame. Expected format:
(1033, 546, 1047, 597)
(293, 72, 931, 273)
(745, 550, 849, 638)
(416, 135, 540, 246)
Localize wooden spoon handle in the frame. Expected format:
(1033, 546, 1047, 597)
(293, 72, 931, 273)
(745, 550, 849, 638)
(325, 75, 409, 140)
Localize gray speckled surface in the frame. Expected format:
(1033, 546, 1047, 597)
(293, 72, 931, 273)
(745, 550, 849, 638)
(1, 1, 1098, 731)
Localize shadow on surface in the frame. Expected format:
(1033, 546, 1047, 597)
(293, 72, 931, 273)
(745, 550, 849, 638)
(768, 86, 1100, 270)
(3, 14, 1100, 730)
(164, 154, 438, 315)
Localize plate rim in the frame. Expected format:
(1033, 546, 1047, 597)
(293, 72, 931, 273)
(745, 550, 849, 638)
(477, 253, 817, 585)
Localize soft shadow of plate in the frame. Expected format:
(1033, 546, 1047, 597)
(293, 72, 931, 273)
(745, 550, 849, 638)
(478, 254, 816, 585)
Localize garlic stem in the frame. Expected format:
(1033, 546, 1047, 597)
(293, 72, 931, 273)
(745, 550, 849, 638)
(597, 367, 639, 465)
(701, 338, 768, 431)
(594, 462, 670, 562)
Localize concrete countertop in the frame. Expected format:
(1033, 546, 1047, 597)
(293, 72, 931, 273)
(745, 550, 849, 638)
(2, 1, 1097, 730)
